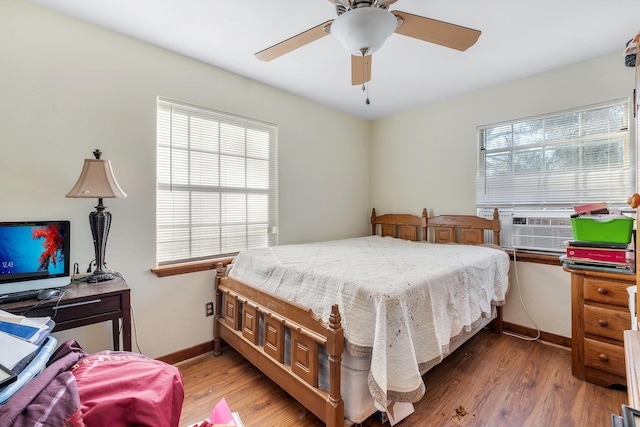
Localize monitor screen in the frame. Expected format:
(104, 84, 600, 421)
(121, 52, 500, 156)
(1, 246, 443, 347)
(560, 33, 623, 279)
(0, 221, 71, 294)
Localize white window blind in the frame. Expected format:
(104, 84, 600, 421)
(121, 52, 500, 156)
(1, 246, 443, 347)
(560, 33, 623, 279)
(476, 99, 633, 208)
(156, 98, 278, 265)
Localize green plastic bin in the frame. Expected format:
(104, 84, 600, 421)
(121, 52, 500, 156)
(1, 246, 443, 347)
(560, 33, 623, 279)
(570, 215, 634, 244)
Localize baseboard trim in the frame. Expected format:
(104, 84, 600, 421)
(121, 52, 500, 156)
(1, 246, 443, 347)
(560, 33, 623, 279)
(503, 322, 571, 348)
(157, 340, 214, 365)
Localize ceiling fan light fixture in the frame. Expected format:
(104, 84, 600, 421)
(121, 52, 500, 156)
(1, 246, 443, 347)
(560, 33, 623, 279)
(330, 7, 397, 56)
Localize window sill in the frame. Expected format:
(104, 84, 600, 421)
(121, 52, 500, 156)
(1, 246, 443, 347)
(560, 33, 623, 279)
(151, 257, 234, 277)
(508, 250, 562, 266)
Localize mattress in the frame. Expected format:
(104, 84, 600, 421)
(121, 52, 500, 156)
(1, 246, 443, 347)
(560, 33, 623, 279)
(228, 235, 510, 412)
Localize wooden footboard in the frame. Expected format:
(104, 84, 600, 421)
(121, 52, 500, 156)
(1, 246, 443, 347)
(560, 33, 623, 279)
(213, 264, 344, 427)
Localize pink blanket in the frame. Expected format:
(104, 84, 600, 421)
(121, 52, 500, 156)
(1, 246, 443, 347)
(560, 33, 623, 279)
(0, 340, 184, 427)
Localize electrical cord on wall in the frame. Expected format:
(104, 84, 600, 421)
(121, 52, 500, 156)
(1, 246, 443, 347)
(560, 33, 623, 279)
(113, 272, 143, 354)
(130, 303, 143, 355)
(502, 249, 541, 341)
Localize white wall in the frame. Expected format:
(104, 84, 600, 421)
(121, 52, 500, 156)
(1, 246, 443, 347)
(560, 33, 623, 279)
(1, 0, 371, 357)
(371, 51, 636, 338)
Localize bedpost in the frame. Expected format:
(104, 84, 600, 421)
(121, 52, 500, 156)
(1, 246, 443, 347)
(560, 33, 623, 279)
(326, 304, 344, 427)
(421, 208, 428, 241)
(492, 207, 501, 247)
(371, 208, 377, 236)
(213, 262, 225, 357)
(490, 306, 504, 334)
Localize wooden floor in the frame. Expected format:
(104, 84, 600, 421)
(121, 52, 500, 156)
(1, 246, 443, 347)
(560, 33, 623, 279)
(176, 330, 627, 426)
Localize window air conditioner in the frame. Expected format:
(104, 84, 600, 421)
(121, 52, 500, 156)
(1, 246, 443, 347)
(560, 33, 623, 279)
(510, 211, 573, 253)
(478, 209, 574, 252)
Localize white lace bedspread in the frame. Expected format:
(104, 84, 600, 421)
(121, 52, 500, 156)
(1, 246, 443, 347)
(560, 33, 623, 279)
(227, 235, 510, 409)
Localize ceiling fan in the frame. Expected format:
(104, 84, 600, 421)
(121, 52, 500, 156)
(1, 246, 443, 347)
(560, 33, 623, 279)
(255, 0, 481, 87)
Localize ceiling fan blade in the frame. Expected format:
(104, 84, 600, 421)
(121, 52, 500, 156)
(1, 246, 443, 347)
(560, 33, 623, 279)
(351, 54, 372, 85)
(392, 11, 481, 51)
(255, 20, 333, 61)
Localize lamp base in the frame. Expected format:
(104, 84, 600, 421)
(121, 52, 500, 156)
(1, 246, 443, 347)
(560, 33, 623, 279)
(88, 198, 114, 285)
(86, 272, 115, 283)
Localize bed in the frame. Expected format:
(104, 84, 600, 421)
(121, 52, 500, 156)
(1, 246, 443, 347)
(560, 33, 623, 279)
(213, 208, 508, 426)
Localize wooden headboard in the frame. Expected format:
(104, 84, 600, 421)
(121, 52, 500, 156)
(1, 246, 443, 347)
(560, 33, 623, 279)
(371, 208, 427, 241)
(371, 208, 501, 246)
(427, 208, 501, 246)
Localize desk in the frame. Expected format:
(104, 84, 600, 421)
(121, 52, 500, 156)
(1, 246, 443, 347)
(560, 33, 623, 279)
(0, 277, 131, 351)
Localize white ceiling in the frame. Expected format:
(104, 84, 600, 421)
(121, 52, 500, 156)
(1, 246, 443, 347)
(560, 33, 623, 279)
(27, 0, 640, 120)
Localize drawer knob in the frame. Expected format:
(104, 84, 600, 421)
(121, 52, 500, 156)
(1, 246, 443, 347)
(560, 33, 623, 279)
(598, 353, 609, 362)
(598, 319, 609, 327)
(597, 287, 608, 295)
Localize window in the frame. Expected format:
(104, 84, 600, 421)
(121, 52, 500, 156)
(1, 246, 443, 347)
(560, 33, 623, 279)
(156, 98, 277, 266)
(476, 99, 632, 208)
(476, 99, 635, 253)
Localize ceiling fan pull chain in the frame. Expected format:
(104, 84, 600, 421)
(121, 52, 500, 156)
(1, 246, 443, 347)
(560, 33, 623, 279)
(360, 49, 370, 105)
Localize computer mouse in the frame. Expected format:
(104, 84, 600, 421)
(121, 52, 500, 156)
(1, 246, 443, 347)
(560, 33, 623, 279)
(37, 288, 61, 301)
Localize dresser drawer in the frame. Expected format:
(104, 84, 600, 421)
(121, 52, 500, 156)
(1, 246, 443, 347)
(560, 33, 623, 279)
(584, 338, 626, 378)
(583, 277, 630, 307)
(584, 305, 631, 342)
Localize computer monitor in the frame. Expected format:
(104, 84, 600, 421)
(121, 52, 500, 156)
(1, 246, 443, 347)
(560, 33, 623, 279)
(0, 220, 71, 294)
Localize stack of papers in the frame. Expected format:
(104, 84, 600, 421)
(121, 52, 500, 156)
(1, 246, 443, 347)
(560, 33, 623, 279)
(0, 310, 55, 372)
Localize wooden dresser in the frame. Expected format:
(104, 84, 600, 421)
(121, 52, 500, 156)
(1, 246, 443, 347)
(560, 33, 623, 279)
(567, 267, 634, 387)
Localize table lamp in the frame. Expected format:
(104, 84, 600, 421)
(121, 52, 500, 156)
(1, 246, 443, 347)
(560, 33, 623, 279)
(66, 149, 126, 283)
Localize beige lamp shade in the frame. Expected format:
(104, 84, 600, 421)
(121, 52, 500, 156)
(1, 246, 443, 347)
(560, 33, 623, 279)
(66, 158, 127, 199)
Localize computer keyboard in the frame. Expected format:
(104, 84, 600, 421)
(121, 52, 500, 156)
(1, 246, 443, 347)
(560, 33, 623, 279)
(0, 289, 41, 304)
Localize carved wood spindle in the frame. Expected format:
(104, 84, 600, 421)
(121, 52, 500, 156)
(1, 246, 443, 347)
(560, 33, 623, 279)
(421, 208, 428, 241)
(371, 208, 377, 235)
(493, 207, 501, 247)
(327, 303, 344, 426)
(213, 261, 224, 356)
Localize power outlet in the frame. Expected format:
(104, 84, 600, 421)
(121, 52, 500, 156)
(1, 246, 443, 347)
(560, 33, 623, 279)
(205, 302, 214, 317)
